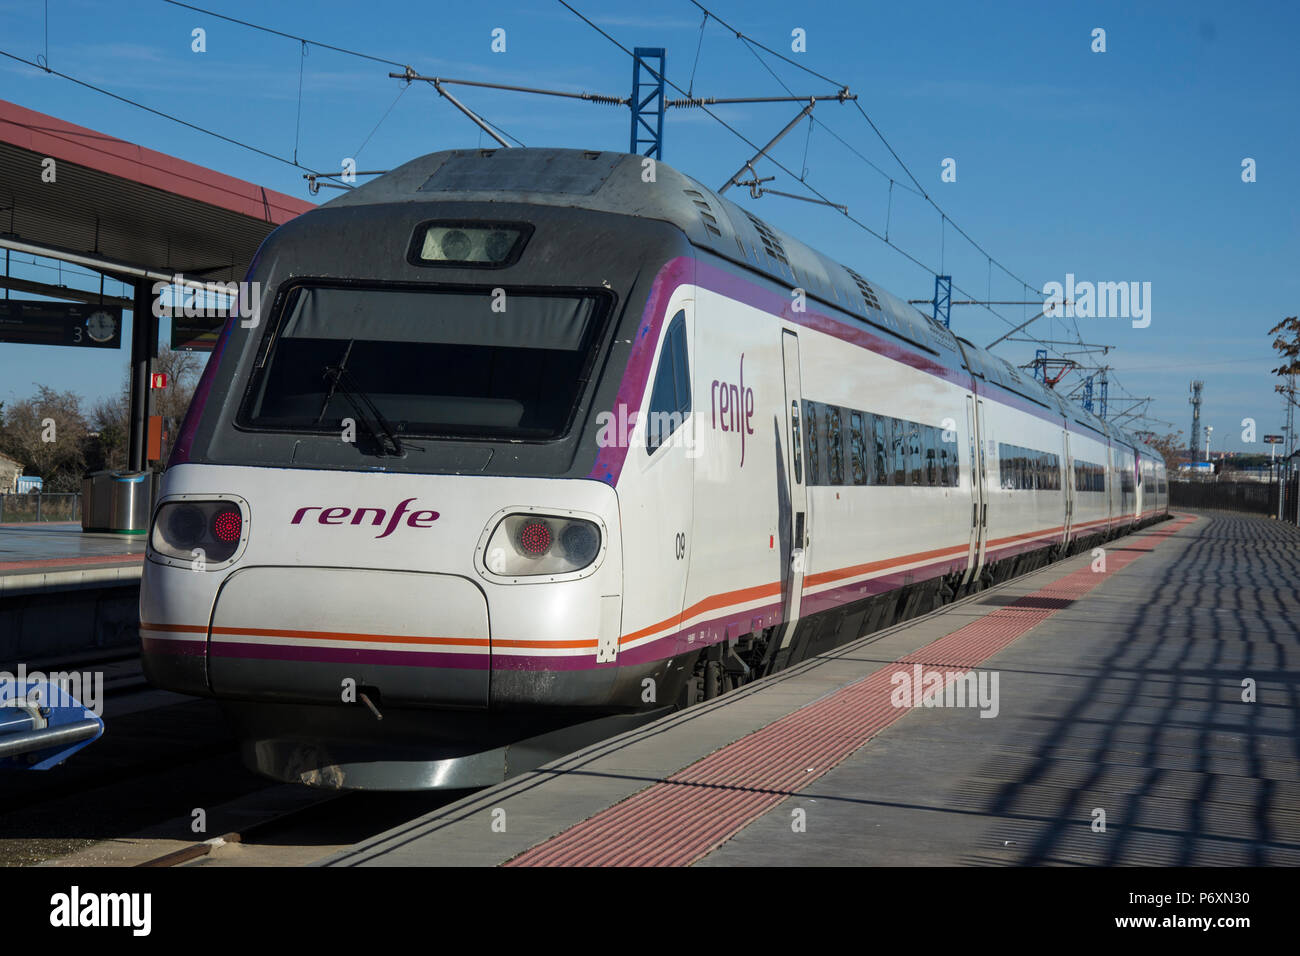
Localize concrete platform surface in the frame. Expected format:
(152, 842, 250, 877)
(0, 523, 144, 595)
(319, 513, 1300, 867)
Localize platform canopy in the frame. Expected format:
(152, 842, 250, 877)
(0, 99, 317, 471)
(0, 99, 315, 286)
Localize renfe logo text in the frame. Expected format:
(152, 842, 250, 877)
(712, 353, 755, 467)
(291, 497, 440, 539)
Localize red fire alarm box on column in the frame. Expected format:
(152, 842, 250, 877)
(150, 372, 168, 388)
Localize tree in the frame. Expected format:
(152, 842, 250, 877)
(1270, 315, 1300, 454)
(88, 347, 204, 470)
(0, 386, 90, 491)
(89, 388, 129, 472)
(1132, 429, 1186, 469)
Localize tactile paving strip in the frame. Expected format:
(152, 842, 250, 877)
(507, 515, 1198, 867)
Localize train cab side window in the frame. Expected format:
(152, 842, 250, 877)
(646, 312, 690, 454)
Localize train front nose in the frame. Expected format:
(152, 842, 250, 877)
(204, 567, 490, 707)
(139, 467, 626, 788)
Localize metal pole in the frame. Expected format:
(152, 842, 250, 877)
(127, 278, 155, 472)
(718, 101, 815, 195)
(0, 237, 175, 283)
(431, 81, 511, 148)
(984, 305, 1067, 350)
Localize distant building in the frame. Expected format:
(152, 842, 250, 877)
(0, 452, 23, 493)
(15, 475, 43, 494)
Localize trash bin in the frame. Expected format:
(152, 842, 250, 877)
(80, 475, 95, 531)
(81, 471, 117, 533)
(108, 471, 152, 535)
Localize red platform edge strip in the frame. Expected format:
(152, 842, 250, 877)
(507, 514, 1198, 867)
(0, 552, 143, 572)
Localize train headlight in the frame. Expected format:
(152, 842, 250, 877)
(482, 513, 604, 579)
(149, 499, 248, 567)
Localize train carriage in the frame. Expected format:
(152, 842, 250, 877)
(140, 148, 1168, 789)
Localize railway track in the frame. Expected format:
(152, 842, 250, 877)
(131, 788, 470, 867)
(0, 648, 474, 866)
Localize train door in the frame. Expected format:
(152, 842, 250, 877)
(1061, 430, 1073, 548)
(1105, 441, 1116, 534)
(631, 301, 695, 669)
(959, 395, 983, 587)
(772, 330, 808, 658)
(970, 397, 990, 582)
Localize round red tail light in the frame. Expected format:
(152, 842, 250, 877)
(517, 520, 551, 556)
(212, 509, 242, 543)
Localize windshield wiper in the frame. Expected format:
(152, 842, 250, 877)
(321, 364, 405, 457)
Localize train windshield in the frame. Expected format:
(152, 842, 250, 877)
(241, 283, 607, 441)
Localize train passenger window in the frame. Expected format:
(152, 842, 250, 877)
(924, 426, 938, 486)
(941, 427, 958, 487)
(871, 414, 888, 485)
(805, 401, 821, 486)
(790, 401, 803, 484)
(891, 417, 907, 486)
(907, 423, 923, 486)
(827, 405, 845, 485)
(849, 411, 867, 485)
(646, 312, 691, 453)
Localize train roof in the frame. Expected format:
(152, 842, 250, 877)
(326, 147, 1158, 460)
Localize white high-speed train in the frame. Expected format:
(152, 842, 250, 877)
(140, 148, 1168, 789)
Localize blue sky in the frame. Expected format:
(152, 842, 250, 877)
(1, 0, 1296, 453)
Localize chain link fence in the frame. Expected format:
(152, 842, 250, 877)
(0, 492, 82, 523)
(1170, 476, 1297, 519)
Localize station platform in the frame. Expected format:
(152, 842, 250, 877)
(0, 522, 144, 597)
(321, 512, 1300, 867)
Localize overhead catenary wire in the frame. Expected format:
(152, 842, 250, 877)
(680, 0, 1061, 353)
(0, 47, 331, 175)
(554, 0, 1047, 347)
(24, 2, 523, 182)
(354, 80, 412, 159)
(164, 0, 1048, 358)
(159, 0, 408, 68)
